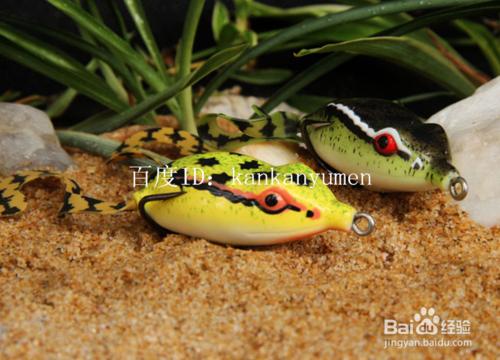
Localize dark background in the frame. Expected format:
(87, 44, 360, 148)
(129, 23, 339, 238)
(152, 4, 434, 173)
(0, 0, 489, 123)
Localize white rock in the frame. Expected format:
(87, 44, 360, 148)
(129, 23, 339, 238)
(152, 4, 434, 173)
(0, 103, 73, 175)
(201, 87, 300, 118)
(428, 76, 500, 227)
(236, 141, 301, 166)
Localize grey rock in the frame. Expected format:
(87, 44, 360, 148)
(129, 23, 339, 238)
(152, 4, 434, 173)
(0, 102, 73, 175)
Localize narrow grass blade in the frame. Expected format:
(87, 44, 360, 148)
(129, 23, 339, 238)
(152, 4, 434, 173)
(247, 1, 349, 18)
(286, 94, 331, 113)
(47, 0, 165, 93)
(230, 68, 293, 85)
(124, 0, 170, 83)
(194, 18, 388, 61)
(0, 32, 126, 112)
(176, 0, 206, 134)
(99, 60, 129, 103)
(260, 1, 500, 112)
(455, 19, 500, 75)
(194, 0, 485, 114)
(83, 1, 130, 104)
(396, 91, 454, 104)
(212, 1, 230, 42)
(71, 0, 179, 116)
(46, 89, 77, 118)
(190, 44, 248, 84)
(15, 95, 48, 107)
(74, 44, 247, 133)
(0, 13, 146, 98)
(46, 58, 99, 118)
(108, 0, 129, 39)
(296, 36, 475, 97)
(260, 53, 352, 114)
(0, 20, 93, 79)
(1, 14, 118, 67)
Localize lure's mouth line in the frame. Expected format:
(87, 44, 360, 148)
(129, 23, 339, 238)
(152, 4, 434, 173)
(449, 176, 468, 201)
(352, 212, 375, 236)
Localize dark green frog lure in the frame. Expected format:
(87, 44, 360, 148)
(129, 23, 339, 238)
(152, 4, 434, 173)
(300, 98, 468, 199)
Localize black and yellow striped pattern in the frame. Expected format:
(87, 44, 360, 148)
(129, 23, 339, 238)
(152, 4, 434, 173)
(198, 109, 300, 150)
(0, 170, 134, 217)
(109, 108, 301, 163)
(108, 127, 216, 163)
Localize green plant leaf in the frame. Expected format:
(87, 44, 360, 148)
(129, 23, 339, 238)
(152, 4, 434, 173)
(259, 53, 352, 114)
(0, 13, 146, 100)
(218, 23, 243, 47)
(48, 0, 181, 117)
(124, 0, 170, 82)
(230, 68, 293, 85)
(1, 14, 116, 66)
(108, 0, 129, 39)
(286, 94, 331, 113)
(395, 91, 454, 104)
(74, 44, 247, 133)
(234, 0, 251, 32)
(194, 16, 395, 60)
(1, 42, 127, 112)
(83, 1, 133, 104)
(260, 1, 500, 113)
(0, 41, 126, 112)
(47, 0, 165, 93)
(455, 19, 500, 75)
(295, 36, 475, 97)
(240, 29, 258, 47)
(263, 3, 500, 114)
(300, 20, 388, 43)
(76, 4, 156, 124)
(194, 0, 486, 114)
(0, 20, 88, 78)
(247, 1, 349, 19)
(0, 22, 127, 112)
(46, 58, 99, 118)
(191, 44, 249, 84)
(212, 1, 230, 42)
(176, 0, 206, 134)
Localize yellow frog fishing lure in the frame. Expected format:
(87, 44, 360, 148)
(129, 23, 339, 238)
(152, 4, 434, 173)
(0, 128, 374, 246)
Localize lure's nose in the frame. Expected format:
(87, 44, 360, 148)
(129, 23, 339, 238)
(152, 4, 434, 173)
(327, 204, 374, 236)
(351, 212, 375, 236)
(438, 164, 468, 202)
(448, 176, 468, 201)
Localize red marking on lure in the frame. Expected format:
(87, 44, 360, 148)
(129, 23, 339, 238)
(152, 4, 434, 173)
(309, 208, 321, 220)
(212, 184, 313, 217)
(255, 187, 306, 213)
(374, 133, 398, 156)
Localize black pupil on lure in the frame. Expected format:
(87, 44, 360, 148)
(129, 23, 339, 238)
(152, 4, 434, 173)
(265, 194, 278, 207)
(377, 135, 389, 149)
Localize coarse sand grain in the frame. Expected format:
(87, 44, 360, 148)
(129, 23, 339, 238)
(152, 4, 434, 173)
(0, 148, 498, 359)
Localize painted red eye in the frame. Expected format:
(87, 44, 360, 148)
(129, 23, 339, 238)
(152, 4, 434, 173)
(256, 189, 288, 213)
(374, 133, 398, 156)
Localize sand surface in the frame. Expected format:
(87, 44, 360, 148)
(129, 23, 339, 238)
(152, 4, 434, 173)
(0, 149, 498, 359)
